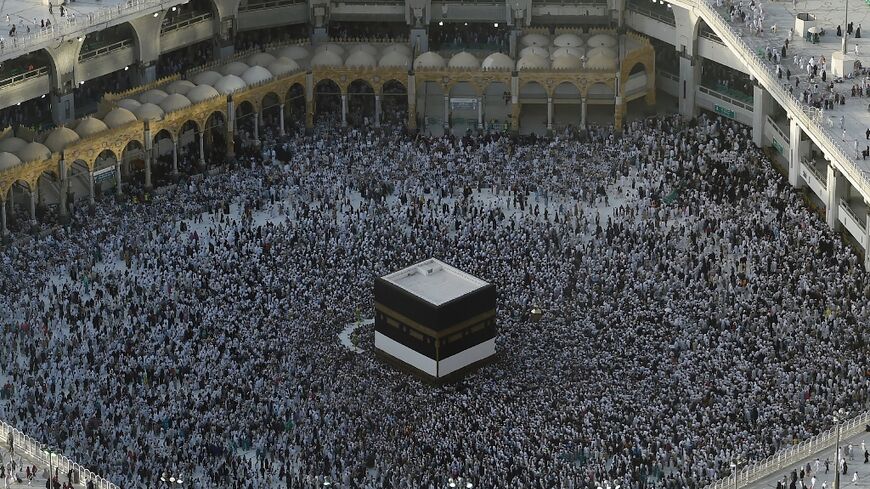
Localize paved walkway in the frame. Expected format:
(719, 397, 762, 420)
(746, 429, 870, 489)
(710, 0, 870, 184)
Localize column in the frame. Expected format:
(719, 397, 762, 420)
(0, 201, 7, 236)
(50, 91, 75, 126)
(374, 95, 382, 128)
(614, 96, 625, 131)
(89, 170, 95, 204)
(410, 27, 428, 54)
(788, 118, 806, 188)
(29, 188, 37, 226)
(305, 71, 314, 129)
(826, 164, 840, 230)
(546, 97, 553, 131)
(581, 97, 588, 126)
(58, 159, 69, 223)
(199, 132, 206, 168)
(864, 202, 870, 271)
(226, 96, 235, 159)
(678, 54, 699, 119)
(171, 141, 179, 176)
(143, 122, 153, 191)
(477, 97, 483, 129)
(115, 160, 122, 196)
(752, 83, 768, 147)
(510, 72, 520, 133)
(407, 72, 417, 131)
(279, 104, 286, 136)
(253, 111, 260, 146)
(443, 95, 450, 129)
(135, 62, 157, 85)
(341, 94, 348, 127)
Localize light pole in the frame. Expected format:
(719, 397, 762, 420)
(730, 456, 744, 489)
(841, 0, 849, 55)
(833, 409, 847, 489)
(43, 445, 54, 489)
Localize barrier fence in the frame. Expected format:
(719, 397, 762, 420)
(0, 420, 119, 489)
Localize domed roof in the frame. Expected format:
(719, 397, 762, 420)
(481, 52, 514, 70)
(448, 51, 480, 69)
(74, 117, 109, 138)
(267, 57, 301, 76)
(213, 74, 247, 94)
(0, 137, 28, 153)
(139, 89, 168, 105)
(552, 55, 582, 70)
(414, 51, 446, 69)
(117, 98, 142, 111)
(275, 45, 309, 60)
(587, 47, 617, 59)
(43, 127, 80, 153)
(192, 70, 223, 86)
(349, 43, 378, 57)
(345, 50, 377, 68)
(166, 80, 196, 95)
(551, 46, 584, 59)
(587, 33, 617, 48)
(241, 66, 274, 85)
(553, 33, 584, 47)
(220, 61, 250, 76)
(382, 44, 412, 56)
(247, 52, 276, 67)
(517, 53, 551, 70)
(519, 46, 549, 59)
(0, 152, 21, 171)
(587, 52, 618, 70)
(16, 142, 51, 162)
(314, 43, 345, 56)
(159, 93, 192, 112)
(134, 102, 165, 121)
(379, 51, 410, 69)
(186, 84, 221, 103)
(310, 50, 344, 68)
(521, 33, 550, 47)
(103, 108, 138, 128)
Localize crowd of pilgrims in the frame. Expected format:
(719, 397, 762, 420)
(0, 113, 867, 489)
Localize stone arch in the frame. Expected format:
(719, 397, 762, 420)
(7, 179, 34, 230)
(261, 91, 282, 133)
(347, 79, 375, 127)
(415, 79, 446, 135)
(314, 79, 342, 124)
(204, 111, 228, 164)
(552, 81, 582, 129)
(483, 81, 511, 130)
(45, 42, 85, 91)
(284, 83, 306, 131)
(121, 140, 146, 188)
(518, 80, 549, 134)
(36, 171, 59, 219)
(447, 81, 480, 134)
(382, 79, 407, 126)
(235, 100, 257, 140)
(69, 159, 93, 202)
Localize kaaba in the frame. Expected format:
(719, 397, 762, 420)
(374, 258, 497, 383)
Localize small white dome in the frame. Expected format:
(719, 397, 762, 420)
(159, 93, 192, 113)
(345, 50, 377, 68)
(552, 55, 582, 70)
(310, 50, 344, 68)
(220, 61, 250, 77)
(414, 51, 446, 70)
(551, 46, 585, 60)
(16, 142, 52, 162)
(448, 51, 480, 69)
(0, 152, 21, 171)
(517, 53, 551, 70)
(186, 84, 221, 103)
(43, 127, 80, 153)
(481, 53, 514, 71)
(587, 47, 617, 59)
(103, 108, 138, 128)
(349, 44, 378, 57)
(117, 99, 142, 111)
(379, 51, 411, 69)
(139, 89, 168, 105)
(75, 117, 109, 138)
(521, 33, 550, 47)
(587, 52, 618, 70)
(247, 52, 276, 67)
(192, 71, 223, 86)
(382, 44, 412, 57)
(267, 57, 301, 76)
(587, 33, 617, 48)
(0, 137, 28, 154)
(165, 80, 196, 95)
(241, 66, 274, 85)
(314, 43, 346, 56)
(274, 45, 309, 60)
(553, 33, 584, 48)
(213, 74, 247, 95)
(134, 102, 165, 121)
(520, 46, 549, 59)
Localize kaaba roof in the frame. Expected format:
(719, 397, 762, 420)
(381, 258, 489, 306)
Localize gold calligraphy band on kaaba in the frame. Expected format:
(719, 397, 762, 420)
(375, 302, 495, 340)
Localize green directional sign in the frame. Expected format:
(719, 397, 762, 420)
(772, 139, 784, 155)
(714, 104, 735, 119)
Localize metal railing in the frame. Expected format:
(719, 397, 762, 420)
(657, 70, 679, 82)
(78, 39, 133, 62)
(839, 198, 866, 230)
(160, 12, 214, 34)
(766, 115, 787, 142)
(704, 410, 870, 489)
(238, 0, 305, 12)
(0, 0, 180, 63)
(0, 66, 49, 89)
(699, 84, 753, 111)
(626, 4, 677, 26)
(693, 0, 870, 201)
(0, 420, 119, 489)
